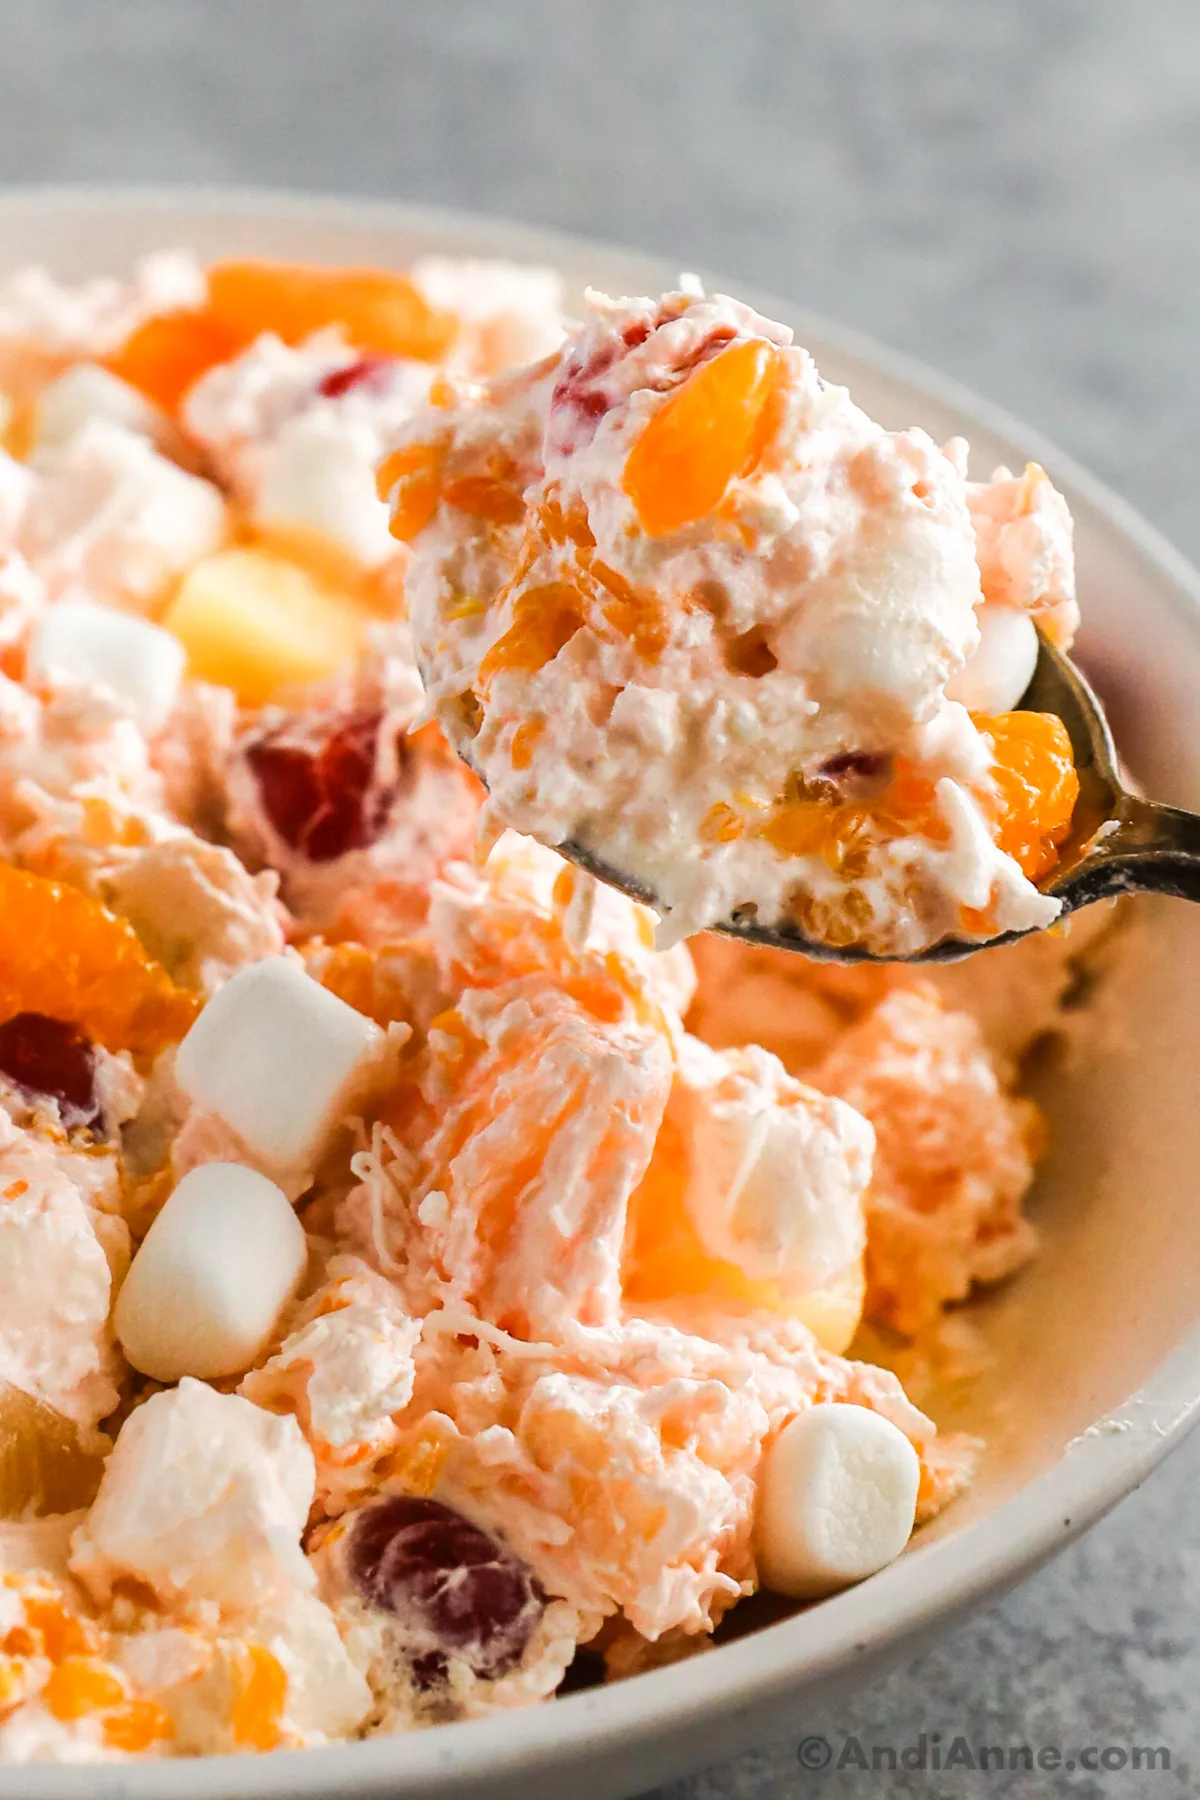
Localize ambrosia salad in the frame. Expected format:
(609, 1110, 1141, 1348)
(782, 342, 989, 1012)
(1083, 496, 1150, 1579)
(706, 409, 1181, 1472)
(0, 248, 1094, 1761)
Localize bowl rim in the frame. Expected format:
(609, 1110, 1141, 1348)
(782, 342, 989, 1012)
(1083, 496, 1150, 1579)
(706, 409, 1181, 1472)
(1, 181, 1199, 1800)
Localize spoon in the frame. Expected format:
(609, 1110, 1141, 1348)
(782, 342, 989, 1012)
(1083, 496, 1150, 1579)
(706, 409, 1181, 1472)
(439, 634, 1200, 964)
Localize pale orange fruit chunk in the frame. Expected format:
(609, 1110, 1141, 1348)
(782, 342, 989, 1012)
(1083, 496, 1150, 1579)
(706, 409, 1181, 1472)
(162, 546, 365, 706)
(622, 337, 778, 536)
(0, 866, 198, 1060)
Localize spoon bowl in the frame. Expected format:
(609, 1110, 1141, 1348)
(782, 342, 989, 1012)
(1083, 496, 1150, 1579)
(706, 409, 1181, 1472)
(484, 635, 1200, 965)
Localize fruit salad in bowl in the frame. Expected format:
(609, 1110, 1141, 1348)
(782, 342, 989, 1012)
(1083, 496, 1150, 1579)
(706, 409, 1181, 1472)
(0, 209, 1162, 1776)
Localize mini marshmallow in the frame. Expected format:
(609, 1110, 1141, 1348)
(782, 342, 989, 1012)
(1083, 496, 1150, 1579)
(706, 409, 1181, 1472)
(945, 602, 1039, 714)
(69, 1377, 313, 1611)
(754, 1402, 920, 1599)
(255, 412, 396, 568)
(34, 363, 167, 455)
(114, 1162, 308, 1382)
(19, 419, 227, 611)
(174, 955, 386, 1173)
(28, 597, 186, 734)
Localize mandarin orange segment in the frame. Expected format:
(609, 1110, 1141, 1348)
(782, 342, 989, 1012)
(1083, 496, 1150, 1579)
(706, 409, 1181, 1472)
(0, 866, 199, 1059)
(700, 803, 745, 845)
(442, 474, 526, 525)
(589, 559, 671, 660)
(43, 1656, 127, 1722)
(378, 1425, 449, 1497)
(476, 583, 585, 690)
(622, 338, 779, 537)
(759, 800, 833, 860)
(510, 717, 546, 770)
(22, 1596, 97, 1663)
(0, 1656, 27, 1712)
(974, 710, 1079, 881)
(230, 1644, 287, 1752)
(868, 763, 943, 840)
(103, 1697, 174, 1753)
(305, 938, 434, 1031)
(206, 261, 458, 363)
(759, 760, 944, 871)
(536, 486, 596, 549)
(309, 940, 389, 1024)
(104, 308, 244, 414)
(377, 442, 445, 542)
(412, 988, 670, 1336)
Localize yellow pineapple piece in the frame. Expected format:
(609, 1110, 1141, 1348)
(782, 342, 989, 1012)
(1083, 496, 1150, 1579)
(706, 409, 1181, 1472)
(162, 546, 365, 705)
(0, 1380, 107, 1519)
(785, 1258, 866, 1356)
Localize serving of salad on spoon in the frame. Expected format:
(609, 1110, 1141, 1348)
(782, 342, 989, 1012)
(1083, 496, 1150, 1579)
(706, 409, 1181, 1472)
(384, 282, 1200, 963)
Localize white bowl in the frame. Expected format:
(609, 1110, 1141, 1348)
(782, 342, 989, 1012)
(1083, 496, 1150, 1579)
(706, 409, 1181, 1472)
(3, 186, 1200, 1800)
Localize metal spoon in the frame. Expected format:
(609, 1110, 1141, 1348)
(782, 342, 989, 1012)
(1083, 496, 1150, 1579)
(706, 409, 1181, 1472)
(441, 634, 1200, 964)
(693, 633, 1200, 963)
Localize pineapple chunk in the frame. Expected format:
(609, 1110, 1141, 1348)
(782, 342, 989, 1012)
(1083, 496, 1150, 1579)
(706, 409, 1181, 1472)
(786, 1257, 866, 1356)
(163, 546, 365, 706)
(0, 1379, 106, 1519)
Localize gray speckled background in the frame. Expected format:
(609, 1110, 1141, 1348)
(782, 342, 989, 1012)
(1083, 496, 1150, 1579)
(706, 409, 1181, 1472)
(2, 4, 1197, 1794)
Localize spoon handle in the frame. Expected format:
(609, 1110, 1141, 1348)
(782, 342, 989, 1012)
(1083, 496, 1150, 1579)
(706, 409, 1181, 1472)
(1067, 794, 1200, 907)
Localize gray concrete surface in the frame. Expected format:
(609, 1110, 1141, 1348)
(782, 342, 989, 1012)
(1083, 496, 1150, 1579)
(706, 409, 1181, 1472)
(0, 4, 1196, 1794)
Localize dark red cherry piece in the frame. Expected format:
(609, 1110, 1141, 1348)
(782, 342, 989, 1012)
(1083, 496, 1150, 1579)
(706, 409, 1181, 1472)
(818, 750, 891, 781)
(0, 1013, 101, 1129)
(816, 750, 894, 799)
(548, 316, 657, 460)
(316, 357, 397, 400)
(349, 1494, 545, 1682)
(245, 708, 408, 864)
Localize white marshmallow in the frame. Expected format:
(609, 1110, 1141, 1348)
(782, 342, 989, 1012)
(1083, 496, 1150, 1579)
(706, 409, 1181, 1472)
(69, 1378, 314, 1611)
(174, 956, 386, 1173)
(34, 363, 167, 455)
(754, 1403, 920, 1599)
(28, 597, 186, 734)
(945, 602, 1039, 713)
(114, 1162, 308, 1382)
(19, 419, 226, 611)
(255, 411, 396, 568)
